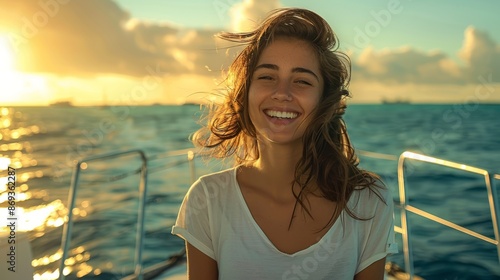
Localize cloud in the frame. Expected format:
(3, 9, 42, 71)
(352, 26, 500, 84)
(355, 46, 462, 84)
(458, 26, 500, 82)
(0, 0, 228, 77)
(230, 0, 281, 32)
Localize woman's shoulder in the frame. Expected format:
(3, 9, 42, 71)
(341, 185, 395, 227)
(182, 166, 239, 213)
(198, 166, 237, 184)
(188, 166, 238, 195)
(350, 184, 394, 209)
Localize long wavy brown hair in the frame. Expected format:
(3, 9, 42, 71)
(192, 8, 385, 229)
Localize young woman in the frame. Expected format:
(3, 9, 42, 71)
(172, 8, 397, 280)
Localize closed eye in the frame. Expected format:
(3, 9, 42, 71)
(296, 80, 312, 86)
(257, 76, 274, 80)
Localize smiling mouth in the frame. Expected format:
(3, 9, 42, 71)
(264, 110, 299, 119)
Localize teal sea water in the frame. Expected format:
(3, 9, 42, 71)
(0, 104, 499, 279)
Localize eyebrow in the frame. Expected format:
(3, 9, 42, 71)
(254, 63, 320, 82)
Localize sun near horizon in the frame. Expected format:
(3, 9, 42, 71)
(0, 34, 52, 106)
(0, 31, 208, 107)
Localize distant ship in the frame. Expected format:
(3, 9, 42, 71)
(381, 97, 411, 104)
(181, 102, 201, 106)
(49, 101, 73, 107)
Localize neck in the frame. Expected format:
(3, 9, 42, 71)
(250, 141, 302, 194)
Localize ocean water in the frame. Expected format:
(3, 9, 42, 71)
(0, 104, 499, 280)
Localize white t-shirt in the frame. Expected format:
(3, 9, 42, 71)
(172, 167, 398, 279)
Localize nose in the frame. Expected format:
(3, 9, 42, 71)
(271, 82, 292, 101)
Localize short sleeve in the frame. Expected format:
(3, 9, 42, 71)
(171, 179, 215, 260)
(356, 188, 398, 273)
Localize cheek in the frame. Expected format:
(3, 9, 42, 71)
(248, 103, 260, 127)
(313, 88, 323, 106)
(247, 86, 265, 110)
(299, 92, 322, 110)
(247, 87, 259, 123)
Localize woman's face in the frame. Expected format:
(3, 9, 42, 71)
(248, 37, 324, 146)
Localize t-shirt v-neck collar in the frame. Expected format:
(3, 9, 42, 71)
(231, 166, 340, 257)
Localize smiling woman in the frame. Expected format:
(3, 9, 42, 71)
(0, 34, 51, 105)
(173, 8, 397, 280)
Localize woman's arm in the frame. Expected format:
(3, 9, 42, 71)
(354, 257, 386, 280)
(186, 242, 218, 280)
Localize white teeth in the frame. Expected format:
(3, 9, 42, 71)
(265, 110, 298, 119)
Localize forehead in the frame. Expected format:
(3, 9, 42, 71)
(257, 37, 320, 69)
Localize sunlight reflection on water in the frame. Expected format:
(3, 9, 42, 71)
(0, 107, 100, 279)
(31, 246, 97, 280)
(2, 104, 203, 279)
(0, 191, 94, 279)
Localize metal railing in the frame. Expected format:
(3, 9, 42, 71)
(396, 151, 500, 279)
(58, 148, 197, 280)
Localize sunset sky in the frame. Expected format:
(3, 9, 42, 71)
(0, 0, 499, 106)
